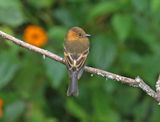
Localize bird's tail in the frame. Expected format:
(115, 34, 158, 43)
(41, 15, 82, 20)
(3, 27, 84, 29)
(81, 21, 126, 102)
(67, 71, 79, 96)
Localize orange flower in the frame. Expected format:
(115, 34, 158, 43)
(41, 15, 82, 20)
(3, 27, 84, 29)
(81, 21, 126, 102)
(23, 25, 48, 47)
(0, 99, 4, 118)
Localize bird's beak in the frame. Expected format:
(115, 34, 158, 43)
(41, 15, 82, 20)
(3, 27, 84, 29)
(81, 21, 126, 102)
(85, 34, 91, 37)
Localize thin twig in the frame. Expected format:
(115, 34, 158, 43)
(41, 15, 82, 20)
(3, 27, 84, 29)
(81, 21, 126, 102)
(0, 30, 159, 103)
(156, 75, 160, 102)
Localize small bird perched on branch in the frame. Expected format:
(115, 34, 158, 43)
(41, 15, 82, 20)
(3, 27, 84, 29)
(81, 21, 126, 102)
(64, 27, 90, 96)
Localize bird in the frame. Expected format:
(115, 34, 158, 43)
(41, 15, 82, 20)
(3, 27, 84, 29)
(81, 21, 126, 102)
(64, 26, 90, 96)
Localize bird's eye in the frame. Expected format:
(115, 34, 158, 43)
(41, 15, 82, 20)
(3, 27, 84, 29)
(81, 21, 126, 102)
(78, 33, 82, 37)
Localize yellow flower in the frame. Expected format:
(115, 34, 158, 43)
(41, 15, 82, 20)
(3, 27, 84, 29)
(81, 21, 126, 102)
(23, 25, 48, 47)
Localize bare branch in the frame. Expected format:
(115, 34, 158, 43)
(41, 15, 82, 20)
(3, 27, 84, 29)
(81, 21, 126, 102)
(0, 31, 64, 64)
(0, 30, 159, 103)
(156, 75, 160, 102)
(135, 76, 157, 99)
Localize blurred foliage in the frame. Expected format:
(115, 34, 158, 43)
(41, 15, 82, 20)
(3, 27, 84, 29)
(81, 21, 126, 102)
(0, 0, 160, 122)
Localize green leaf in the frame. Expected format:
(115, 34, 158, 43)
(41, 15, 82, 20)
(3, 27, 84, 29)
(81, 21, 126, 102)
(92, 90, 109, 120)
(48, 26, 67, 43)
(4, 100, 26, 122)
(0, 0, 25, 26)
(28, 0, 55, 8)
(149, 103, 160, 122)
(90, 36, 117, 69)
(120, 51, 142, 76)
(133, 98, 151, 122)
(88, 1, 125, 20)
(46, 118, 58, 122)
(112, 14, 132, 41)
(141, 52, 160, 83)
(0, 62, 19, 89)
(66, 99, 88, 121)
(44, 57, 65, 88)
(0, 52, 19, 89)
(31, 107, 45, 122)
(91, 86, 120, 122)
(114, 87, 140, 114)
(151, 0, 160, 13)
(12, 53, 44, 99)
(131, 0, 148, 12)
(53, 8, 77, 26)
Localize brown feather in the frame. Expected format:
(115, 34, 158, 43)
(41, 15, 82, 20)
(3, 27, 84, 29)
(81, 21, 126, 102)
(64, 26, 90, 96)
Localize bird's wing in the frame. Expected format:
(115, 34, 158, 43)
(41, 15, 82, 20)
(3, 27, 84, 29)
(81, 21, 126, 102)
(64, 48, 89, 71)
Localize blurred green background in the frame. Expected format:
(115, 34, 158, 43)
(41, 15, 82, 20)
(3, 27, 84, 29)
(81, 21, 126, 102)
(0, 0, 160, 122)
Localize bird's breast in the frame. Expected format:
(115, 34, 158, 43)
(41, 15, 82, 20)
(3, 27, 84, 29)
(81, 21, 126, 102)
(64, 39, 89, 53)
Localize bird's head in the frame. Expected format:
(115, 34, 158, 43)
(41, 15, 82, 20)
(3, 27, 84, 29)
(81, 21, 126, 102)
(66, 27, 90, 42)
